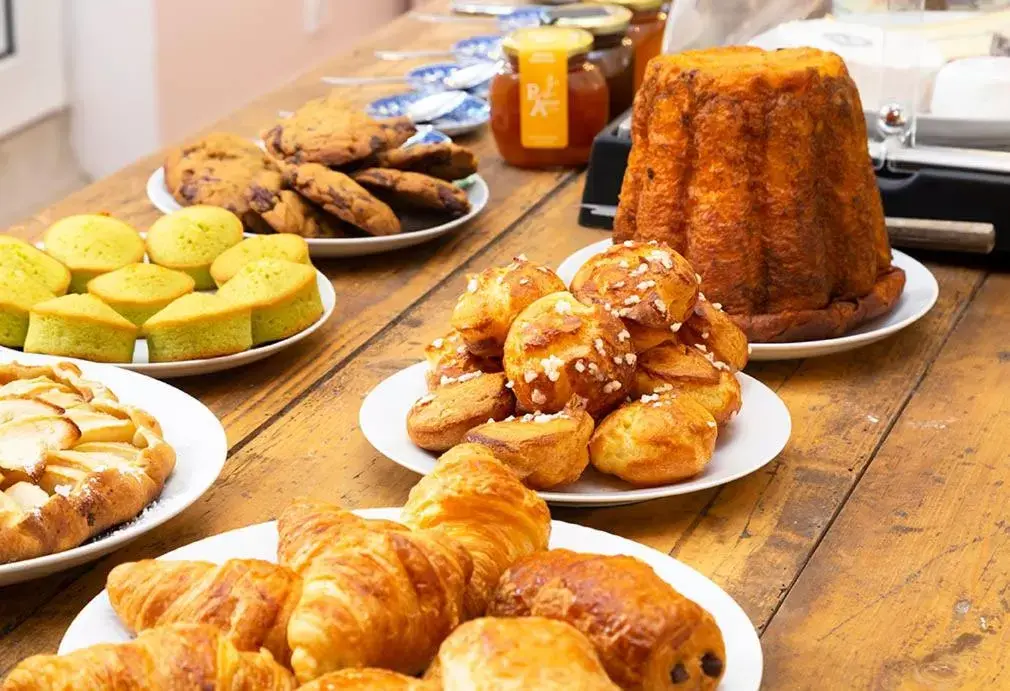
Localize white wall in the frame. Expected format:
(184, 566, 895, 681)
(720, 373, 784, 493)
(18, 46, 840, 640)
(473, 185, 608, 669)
(0, 0, 67, 138)
(66, 0, 407, 178)
(67, 0, 159, 178)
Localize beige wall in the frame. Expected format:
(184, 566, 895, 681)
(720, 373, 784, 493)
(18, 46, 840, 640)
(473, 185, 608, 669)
(155, 0, 407, 142)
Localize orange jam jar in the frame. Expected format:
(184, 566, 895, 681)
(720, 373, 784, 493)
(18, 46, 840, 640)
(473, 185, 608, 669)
(556, 4, 635, 118)
(490, 26, 610, 168)
(592, 0, 667, 90)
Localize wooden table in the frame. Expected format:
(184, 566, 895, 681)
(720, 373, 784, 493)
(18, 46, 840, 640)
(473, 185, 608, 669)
(3, 4, 1009, 688)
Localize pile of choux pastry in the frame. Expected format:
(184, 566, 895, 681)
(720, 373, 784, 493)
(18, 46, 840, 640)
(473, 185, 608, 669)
(407, 241, 750, 490)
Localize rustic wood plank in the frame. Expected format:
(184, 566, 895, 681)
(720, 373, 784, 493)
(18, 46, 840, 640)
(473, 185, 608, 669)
(0, 178, 983, 669)
(760, 271, 1010, 689)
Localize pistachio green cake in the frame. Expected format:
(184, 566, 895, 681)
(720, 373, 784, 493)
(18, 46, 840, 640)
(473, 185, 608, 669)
(143, 293, 252, 362)
(0, 236, 72, 296)
(24, 294, 138, 363)
(0, 269, 56, 347)
(146, 206, 244, 290)
(217, 258, 323, 346)
(210, 234, 311, 287)
(87, 263, 196, 326)
(42, 215, 146, 293)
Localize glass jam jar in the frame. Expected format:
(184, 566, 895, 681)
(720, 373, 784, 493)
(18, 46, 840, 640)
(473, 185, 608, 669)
(490, 27, 610, 168)
(592, 0, 667, 90)
(556, 4, 635, 119)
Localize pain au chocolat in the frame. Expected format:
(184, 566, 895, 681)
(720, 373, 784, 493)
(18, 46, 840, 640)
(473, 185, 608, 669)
(614, 46, 906, 343)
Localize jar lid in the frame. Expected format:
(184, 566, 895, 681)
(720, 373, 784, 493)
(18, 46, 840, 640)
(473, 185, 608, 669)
(588, 0, 664, 12)
(555, 4, 632, 37)
(501, 26, 595, 59)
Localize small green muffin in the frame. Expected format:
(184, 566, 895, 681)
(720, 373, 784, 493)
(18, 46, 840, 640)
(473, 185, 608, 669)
(24, 294, 138, 363)
(143, 293, 253, 363)
(0, 236, 72, 296)
(146, 206, 244, 290)
(217, 258, 323, 346)
(43, 215, 146, 293)
(0, 269, 56, 347)
(209, 233, 311, 287)
(87, 263, 196, 327)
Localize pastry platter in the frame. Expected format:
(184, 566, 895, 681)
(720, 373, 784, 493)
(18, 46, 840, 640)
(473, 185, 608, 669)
(3, 270, 337, 379)
(557, 239, 939, 361)
(147, 167, 489, 259)
(360, 362, 791, 507)
(0, 350, 227, 586)
(61, 509, 764, 690)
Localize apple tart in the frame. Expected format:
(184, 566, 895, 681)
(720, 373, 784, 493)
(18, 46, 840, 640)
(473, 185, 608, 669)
(0, 361, 175, 564)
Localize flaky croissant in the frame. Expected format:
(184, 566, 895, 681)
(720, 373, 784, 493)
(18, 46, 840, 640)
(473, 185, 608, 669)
(298, 669, 433, 690)
(106, 558, 301, 665)
(0, 623, 295, 690)
(277, 500, 472, 683)
(488, 549, 727, 691)
(401, 444, 551, 618)
(426, 616, 619, 690)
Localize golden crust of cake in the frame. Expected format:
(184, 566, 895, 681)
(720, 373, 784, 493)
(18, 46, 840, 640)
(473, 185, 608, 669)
(463, 400, 594, 490)
(631, 343, 742, 425)
(451, 256, 567, 358)
(0, 361, 175, 564)
(589, 394, 717, 486)
(614, 46, 903, 343)
(29, 294, 138, 333)
(0, 236, 72, 296)
(210, 233, 311, 288)
(424, 329, 503, 391)
(406, 372, 515, 452)
(571, 240, 699, 331)
(503, 292, 635, 417)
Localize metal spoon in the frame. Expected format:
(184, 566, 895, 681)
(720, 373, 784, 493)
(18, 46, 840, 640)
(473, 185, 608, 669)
(406, 91, 469, 123)
(443, 61, 499, 91)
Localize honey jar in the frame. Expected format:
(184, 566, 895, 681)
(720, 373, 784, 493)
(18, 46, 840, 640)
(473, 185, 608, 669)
(556, 4, 635, 118)
(591, 0, 668, 90)
(490, 27, 610, 168)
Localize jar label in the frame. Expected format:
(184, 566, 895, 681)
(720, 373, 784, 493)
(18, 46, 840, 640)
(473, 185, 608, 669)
(518, 47, 568, 149)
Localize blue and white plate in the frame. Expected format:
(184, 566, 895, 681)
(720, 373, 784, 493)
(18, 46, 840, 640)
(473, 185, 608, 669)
(498, 7, 546, 30)
(452, 34, 502, 63)
(368, 91, 490, 137)
(406, 62, 462, 92)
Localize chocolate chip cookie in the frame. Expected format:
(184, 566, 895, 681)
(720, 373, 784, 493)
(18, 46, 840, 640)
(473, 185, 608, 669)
(366, 142, 479, 181)
(245, 171, 353, 238)
(352, 168, 471, 218)
(287, 163, 401, 236)
(163, 132, 274, 230)
(262, 94, 416, 168)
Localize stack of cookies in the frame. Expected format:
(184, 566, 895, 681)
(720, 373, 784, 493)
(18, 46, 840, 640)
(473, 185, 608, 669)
(163, 94, 479, 239)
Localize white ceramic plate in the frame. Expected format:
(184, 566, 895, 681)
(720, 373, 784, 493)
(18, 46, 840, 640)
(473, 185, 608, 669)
(0, 350, 226, 586)
(147, 168, 490, 258)
(61, 509, 763, 690)
(557, 240, 938, 361)
(359, 362, 790, 507)
(5, 271, 337, 379)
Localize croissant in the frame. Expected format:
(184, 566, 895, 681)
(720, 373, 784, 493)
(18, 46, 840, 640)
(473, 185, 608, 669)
(488, 550, 727, 691)
(277, 500, 472, 683)
(106, 558, 301, 664)
(298, 669, 433, 690)
(425, 616, 619, 690)
(401, 444, 551, 618)
(0, 623, 296, 691)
